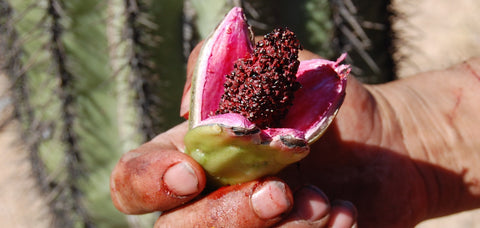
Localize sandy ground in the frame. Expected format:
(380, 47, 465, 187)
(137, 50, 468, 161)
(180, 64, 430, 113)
(0, 0, 479, 227)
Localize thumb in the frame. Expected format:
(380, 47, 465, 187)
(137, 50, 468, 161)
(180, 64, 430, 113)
(155, 178, 293, 228)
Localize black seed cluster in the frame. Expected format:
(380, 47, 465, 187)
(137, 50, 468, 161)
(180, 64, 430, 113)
(216, 28, 302, 128)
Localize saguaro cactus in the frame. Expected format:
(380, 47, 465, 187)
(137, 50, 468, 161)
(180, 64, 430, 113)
(0, 0, 394, 227)
(1, 0, 185, 227)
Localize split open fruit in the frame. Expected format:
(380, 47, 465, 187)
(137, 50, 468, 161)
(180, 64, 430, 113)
(181, 7, 350, 185)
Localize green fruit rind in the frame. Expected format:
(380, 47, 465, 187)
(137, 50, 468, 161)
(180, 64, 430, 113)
(184, 124, 309, 186)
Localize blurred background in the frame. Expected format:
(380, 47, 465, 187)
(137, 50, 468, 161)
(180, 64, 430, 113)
(0, 0, 479, 227)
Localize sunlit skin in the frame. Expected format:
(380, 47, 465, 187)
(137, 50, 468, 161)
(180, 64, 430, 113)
(110, 42, 480, 227)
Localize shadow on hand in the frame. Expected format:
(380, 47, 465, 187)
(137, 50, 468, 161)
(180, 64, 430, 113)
(278, 124, 477, 228)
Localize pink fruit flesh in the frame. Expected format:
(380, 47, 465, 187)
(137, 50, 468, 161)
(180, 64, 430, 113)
(189, 7, 254, 124)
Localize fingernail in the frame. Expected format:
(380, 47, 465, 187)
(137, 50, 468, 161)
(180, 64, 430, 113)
(251, 180, 291, 220)
(293, 185, 330, 222)
(163, 162, 199, 196)
(330, 200, 357, 228)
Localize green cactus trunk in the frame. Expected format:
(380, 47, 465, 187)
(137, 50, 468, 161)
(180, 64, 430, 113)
(1, 0, 185, 227)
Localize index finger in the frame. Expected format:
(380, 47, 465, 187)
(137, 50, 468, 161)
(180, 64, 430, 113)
(110, 122, 206, 214)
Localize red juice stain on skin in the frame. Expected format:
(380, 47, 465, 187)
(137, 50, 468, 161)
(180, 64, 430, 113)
(141, 191, 157, 204)
(209, 183, 247, 200)
(465, 61, 480, 82)
(447, 88, 463, 126)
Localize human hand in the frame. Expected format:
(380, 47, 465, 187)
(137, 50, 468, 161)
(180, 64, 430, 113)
(110, 44, 357, 227)
(110, 122, 357, 227)
(280, 55, 480, 227)
(111, 42, 480, 227)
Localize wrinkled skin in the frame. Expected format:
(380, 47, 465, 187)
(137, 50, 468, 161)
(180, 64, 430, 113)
(111, 43, 480, 227)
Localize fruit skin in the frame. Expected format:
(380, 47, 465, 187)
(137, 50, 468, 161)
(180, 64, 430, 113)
(183, 7, 350, 186)
(184, 114, 309, 185)
(187, 7, 254, 126)
(282, 55, 349, 144)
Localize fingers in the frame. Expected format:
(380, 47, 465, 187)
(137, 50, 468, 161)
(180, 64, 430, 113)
(150, 121, 189, 151)
(154, 180, 357, 228)
(277, 186, 357, 228)
(180, 41, 203, 118)
(328, 200, 357, 228)
(110, 123, 206, 214)
(155, 178, 293, 228)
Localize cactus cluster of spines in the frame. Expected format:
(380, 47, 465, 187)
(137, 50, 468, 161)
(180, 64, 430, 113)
(0, 0, 180, 226)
